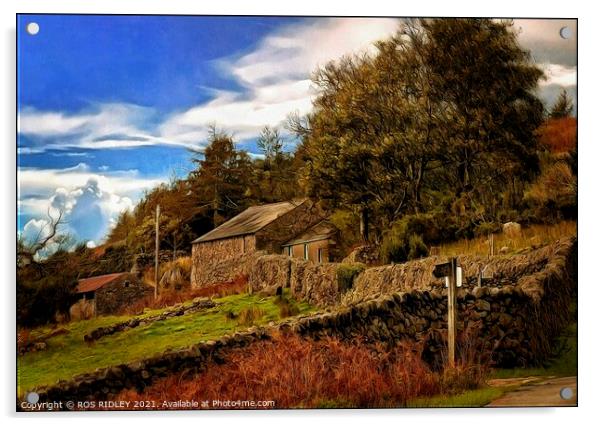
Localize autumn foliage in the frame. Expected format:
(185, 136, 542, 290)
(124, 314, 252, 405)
(117, 333, 488, 409)
(538, 117, 577, 153)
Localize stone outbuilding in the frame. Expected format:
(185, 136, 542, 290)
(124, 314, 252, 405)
(73, 272, 152, 317)
(190, 199, 327, 287)
(281, 221, 339, 263)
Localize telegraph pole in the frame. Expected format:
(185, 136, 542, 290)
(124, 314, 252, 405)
(154, 204, 160, 299)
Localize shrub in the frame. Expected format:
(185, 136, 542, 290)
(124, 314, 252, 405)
(17, 273, 78, 327)
(336, 263, 366, 292)
(407, 234, 428, 260)
(380, 214, 439, 263)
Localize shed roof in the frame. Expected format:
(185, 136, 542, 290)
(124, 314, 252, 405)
(76, 272, 129, 293)
(192, 199, 307, 244)
(282, 221, 337, 247)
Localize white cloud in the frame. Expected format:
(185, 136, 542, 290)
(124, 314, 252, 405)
(160, 18, 399, 142)
(19, 165, 163, 247)
(540, 63, 577, 87)
(19, 103, 200, 153)
(18, 108, 92, 136)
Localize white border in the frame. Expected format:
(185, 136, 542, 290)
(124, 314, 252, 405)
(3, 1, 600, 424)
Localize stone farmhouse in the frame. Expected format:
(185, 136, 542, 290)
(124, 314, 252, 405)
(72, 272, 152, 317)
(281, 220, 338, 263)
(191, 199, 336, 285)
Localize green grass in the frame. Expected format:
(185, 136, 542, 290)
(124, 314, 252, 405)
(491, 319, 577, 379)
(407, 386, 509, 408)
(18, 290, 314, 395)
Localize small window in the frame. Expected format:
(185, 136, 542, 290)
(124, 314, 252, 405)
(287, 246, 293, 257)
(124, 280, 130, 288)
(304, 244, 309, 260)
(318, 248, 323, 263)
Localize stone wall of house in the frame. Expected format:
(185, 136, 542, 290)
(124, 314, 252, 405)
(283, 239, 332, 263)
(191, 251, 263, 289)
(95, 274, 153, 316)
(255, 200, 326, 253)
(191, 235, 256, 288)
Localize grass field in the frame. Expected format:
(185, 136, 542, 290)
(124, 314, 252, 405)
(17, 290, 315, 395)
(407, 386, 509, 408)
(491, 300, 577, 380)
(439, 220, 576, 257)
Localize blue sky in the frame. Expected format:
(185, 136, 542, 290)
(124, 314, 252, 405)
(17, 16, 577, 249)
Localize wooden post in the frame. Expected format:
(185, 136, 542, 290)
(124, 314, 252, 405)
(154, 204, 160, 299)
(447, 257, 457, 367)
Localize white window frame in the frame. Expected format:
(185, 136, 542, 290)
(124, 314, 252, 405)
(303, 244, 309, 260)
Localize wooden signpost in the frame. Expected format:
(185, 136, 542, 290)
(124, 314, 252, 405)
(433, 257, 459, 367)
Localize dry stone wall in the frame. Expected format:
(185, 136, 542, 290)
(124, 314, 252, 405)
(342, 238, 573, 305)
(28, 238, 575, 406)
(84, 298, 216, 342)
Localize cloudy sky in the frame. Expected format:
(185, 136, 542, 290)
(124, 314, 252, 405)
(17, 16, 576, 248)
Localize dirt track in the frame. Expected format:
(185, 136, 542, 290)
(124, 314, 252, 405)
(487, 376, 577, 407)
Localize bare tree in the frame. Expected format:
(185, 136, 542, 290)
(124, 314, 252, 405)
(18, 208, 65, 267)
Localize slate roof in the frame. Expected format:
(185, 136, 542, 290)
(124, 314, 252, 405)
(192, 199, 307, 244)
(282, 221, 337, 246)
(76, 272, 129, 293)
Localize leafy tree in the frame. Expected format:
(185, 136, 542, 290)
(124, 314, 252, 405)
(549, 89, 574, 119)
(297, 19, 545, 241)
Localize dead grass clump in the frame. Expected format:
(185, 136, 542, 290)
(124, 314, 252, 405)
(116, 334, 488, 409)
(275, 296, 300, 319)
(69, 299, 95, 321)
(237, 306, 265, 326)
(439, 220, 576, 257)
